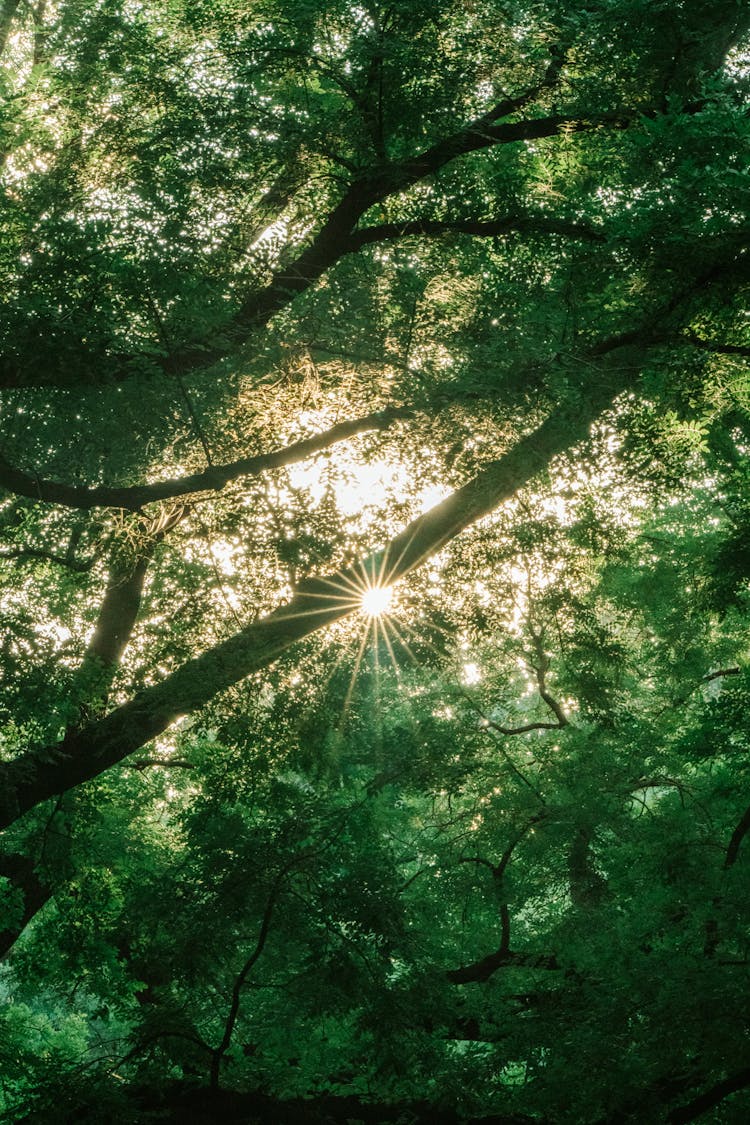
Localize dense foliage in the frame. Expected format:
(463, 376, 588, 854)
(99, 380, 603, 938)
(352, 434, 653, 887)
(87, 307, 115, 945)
(1, 1, 749, 1121)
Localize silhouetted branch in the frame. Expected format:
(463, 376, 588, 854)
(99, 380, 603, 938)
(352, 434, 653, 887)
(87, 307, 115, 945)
(682, 331, 750, 358)
(667, 1066, 750, 1123)
(209, 871, 285, 1090)
(0, 508, 186, 957)
(724, 805, 750, 870)
(0, 408, 410, 511)
(0, 546, 97, 571)
(348, 215, 605, 251)
(128, 758, 193, 771)
(0, 358, 634, 831)
(446, 947, 559, 984)
(452, 816, 549, 978)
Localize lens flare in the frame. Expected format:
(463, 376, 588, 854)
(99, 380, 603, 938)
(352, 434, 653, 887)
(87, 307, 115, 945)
(361, 585, 393, 617)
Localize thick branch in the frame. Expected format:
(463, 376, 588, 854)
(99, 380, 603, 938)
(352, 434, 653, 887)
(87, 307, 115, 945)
(348, 215, 606, 251)
(0, 852, 47, 957)
(0, 360, 633, 831)
(446, 947, 559, 984)
(81, 553, 153, 680)
(667, 1067, 750, 1124)
(0, 408, 409, 511)
(724, 805, 750, 870)
(227, 115, 620, 348)
(682, 331, 750, 358)
(0, 91, 691, 388)
(73, 506, 185, 714)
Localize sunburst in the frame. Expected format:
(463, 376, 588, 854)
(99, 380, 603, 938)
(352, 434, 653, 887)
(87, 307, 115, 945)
(360, 584, 393, 617)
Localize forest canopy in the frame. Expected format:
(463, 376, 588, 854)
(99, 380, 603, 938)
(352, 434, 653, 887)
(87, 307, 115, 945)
(1, 0, 750, 1121)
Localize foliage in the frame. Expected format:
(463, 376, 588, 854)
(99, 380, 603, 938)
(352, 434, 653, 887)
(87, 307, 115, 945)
(0, 1, 749, 1122)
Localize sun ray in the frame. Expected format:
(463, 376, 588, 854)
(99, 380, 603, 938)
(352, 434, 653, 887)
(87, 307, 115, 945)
(270, 605, 358, 625)
(379, 615, 407, 679)
(381, 614, 422, 668)
(378, 617, 425, 748)
(370, 615, 384, 758)
(380, 528, 422, 587)
(341, 616, 373, 720)
(334, 569, 374, 598)
(292, 581, 363, 603)
(388, 613, 450, 666)
(316, 619, 372, 700)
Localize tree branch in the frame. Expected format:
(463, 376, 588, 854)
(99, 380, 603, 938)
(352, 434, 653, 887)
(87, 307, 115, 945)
(452, 816, 547, 981)
(160, 105, 636, 377)
(527, 631, 569, 728)
(446, 947, 559, 984)
(0, 408, 410, 511)
(682, 331, 750, 358)
(347, 215, 606, 252)
(0, 545, 97, 571)
(0, 852, 48, 957)
(127, 757, 193, 771)
(724, 805, 750, 870)
(209, 869, 288, 1091)
(667, 1066, 750, 1124)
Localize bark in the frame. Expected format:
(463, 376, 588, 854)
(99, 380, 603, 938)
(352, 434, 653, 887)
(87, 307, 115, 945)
(0, 361, 633, 832)
(76, 550, 154, 706)
(725, 804, 750, 869)
(174, 113, 621, 375)
(568, 828, 608, 910)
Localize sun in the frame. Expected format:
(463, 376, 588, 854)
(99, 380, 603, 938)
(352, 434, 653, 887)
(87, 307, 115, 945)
(360, 585, 393, 617)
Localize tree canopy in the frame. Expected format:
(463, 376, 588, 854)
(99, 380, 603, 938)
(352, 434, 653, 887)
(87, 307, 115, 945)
(1, 1, 750, 1121)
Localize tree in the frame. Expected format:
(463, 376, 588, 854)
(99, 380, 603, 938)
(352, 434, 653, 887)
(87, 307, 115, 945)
(0, 0, 749, 1120)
